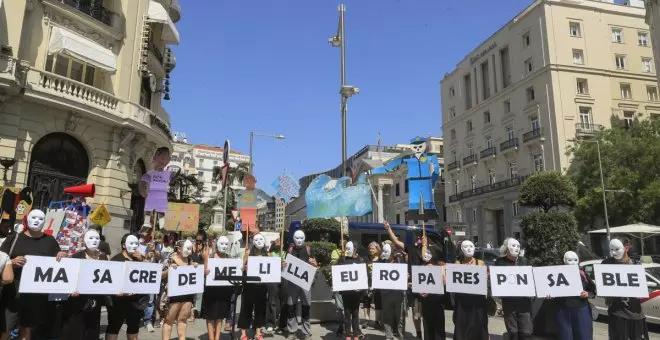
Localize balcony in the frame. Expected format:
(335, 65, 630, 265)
(480, 147, 497, 158)
(34, 68, 119, 111)
(523, 128, 542, 142)
(500, 138, 519, 152)
(575, 123, 602, 137)
(462, 154, 478, 165)
(149, 40, 164, 65)
(447, 161, 460, 171)
(449, 175, 528, 203)
(55, 0, 119, 28)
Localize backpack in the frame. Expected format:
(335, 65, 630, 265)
(288, 245, 311, 256)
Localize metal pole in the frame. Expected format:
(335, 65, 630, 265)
(339, 4, 347, 178)
(222, 177, 229, 231)
(596, 140, 611, 241)
(249, 131, 254, 175)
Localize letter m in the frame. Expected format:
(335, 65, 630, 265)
(35, 267, 53, 282)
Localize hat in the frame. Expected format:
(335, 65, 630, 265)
(410, 136, 428, 144)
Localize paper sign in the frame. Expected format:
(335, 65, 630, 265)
(282, 254, 317, 291)
(593, 264, 649, 298)
(490, 266, 536, 297)
(206, 258, 243, 286)
(533, 265, 583, 298)
(247, 256, 281, 283)
(122, 261, 162, 294)
(19, 256, 80, 294)
(77, 260, 125, 295)
(445, 263, 488, 296)
(271, 171, 300, 202)
(412, 265, 445, 294)
(163, 203, 200, 232)
(372, 263, 408, 291)
(332, 263, 368, 292)
(168, 265, 205, 297)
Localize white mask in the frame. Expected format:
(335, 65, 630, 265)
(381, 244, 392, 260)
(563, 251, 579, 265)
(293, 230, 305, 247)
(253, 234, 266, 249)
(345, 241, 354, 257)
(84, 230, 100, 250)
(610, 239, 625, 260)
(216, 236, 230, 254)
(507, 239, 521, 257)
(423, 249, 433, 263)
(26, 210, 46, 232)
(411, 142, 427, 159)
(125, 235, 139, 254)
(182, 240, 193, 257)
(461, 240, 475, 258)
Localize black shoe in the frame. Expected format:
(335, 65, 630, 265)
(335, 327, 344, 337)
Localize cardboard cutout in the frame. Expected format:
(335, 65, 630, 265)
(141, 171, 172, 213)
(236, 175, 258, 232)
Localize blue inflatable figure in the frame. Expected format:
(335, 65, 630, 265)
(371, 136, 441, 218)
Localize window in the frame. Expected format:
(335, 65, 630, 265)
(464, 74, 472, 109)
(642, 58, 653, 73)
(533, 154, 544, 172)
(396, 214, 400, 224)
(450, 106, 456, 118)
(197, 171, 204, 179)
(639, 32, 649, 46)
(522, 32, 531, 47)
(483, 111, 491, 124)
(451, 150, 457, 162)
(579, 106, 592, 127)
(651, 113, 660, 120)
(620, 83, 632, 99)
(488, 168, 496, 185)
(573, 49, 584, 65)
(512, 201, 519, 217)
(509, 162, 519, 179)
(198, 159, 204, 166)
(615, 55, 627, 70)
(612, 28, 623, 43)
(486, 137, 493, 149)
(456, 208, 462, 222)
(467, 143, 474, 156)
(481, 61, 490, 100)
(45, 54, 96, 87)
(405, 180, 409, 193)
(531, 116, 540, 131)
(395, 183, 400, 196)
(575, 78, 589, 95)
(450, 129, 456, 141)
(211, 186, 217, 192)
(526, 87, 536, 102)
(648, 86, 659, 101)
(504, 100, 511, 113)
(470, 174, 477, 189)
(524, 58, 533, 74)
(213, 160, 218, 165)
(506, 126, 515, 140)
(569, 22, 581, 37)
(500, 47, 511, 88)
(449, 86, 455, 97)
(623, 111, 635, 128)
(472, 209, 477, 223)
(466, 120, 473, 132)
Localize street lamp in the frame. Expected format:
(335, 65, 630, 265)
(329, 4, 359, 177)
(249, 132, 285, 175)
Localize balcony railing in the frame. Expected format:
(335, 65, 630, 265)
(480, 147, 497, 158)
(523, 128, 541, 142)
(58, 0, 118, 27)
(462, 154, 477, 165)
(500, 138, 519, 152)
(575, 123, 602, 136)
(36, 69, 119, 111)
(449, 175, 528, 203)
(447, 161, 460, 171)
(149, 40, 164, 65)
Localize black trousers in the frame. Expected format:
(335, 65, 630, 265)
(342, 292, 362, 337)
(381, 291, 404, 339)
(422, 294, 446, 340)
(265, 283, 281, 327)
(238, 284, 268, 330)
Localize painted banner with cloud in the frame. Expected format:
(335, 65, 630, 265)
(305, 173, 372, 218)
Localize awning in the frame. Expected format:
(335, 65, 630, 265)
(48, 27, 117, 72)
(147, 0, 180, 45)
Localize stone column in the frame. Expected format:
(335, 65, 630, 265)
(377, 184, 384, 223)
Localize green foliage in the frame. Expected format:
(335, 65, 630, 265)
(168, 172, 204, 203)
(308, 241, 338, 287)
(521, 212, 580, 266)
(301, 218, 341, 244)
(568, 119, 660, 230)
(519, 171, 577, 212)
(205, 162, 249, 229)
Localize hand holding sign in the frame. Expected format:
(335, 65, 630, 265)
(489, 266, 536, 297)
(445, 263, 488, 296)
(19, 256, 80, 294)
(532, 265, 583, 298)
(122, 262, 162, 295)
(247, 257, 281, 283)
(206, 258, 242, 286)
(594, 264, 648, 298)
(412, 265, 444, 295)
(371, 263, 408, 291)
(168, 265, 205, 297)
(331, 263, 368, 292)
(77, 260, 125, 295)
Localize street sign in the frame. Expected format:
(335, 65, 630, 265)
(235, 222, 242, 231)
(223, 140, 230, 165)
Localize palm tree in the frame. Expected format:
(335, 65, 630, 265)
(212, 162, 250, 191)
(168, 171, 204, 203)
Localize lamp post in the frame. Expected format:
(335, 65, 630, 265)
(248, 132, 285, 175)
(590, 140, 627, 242)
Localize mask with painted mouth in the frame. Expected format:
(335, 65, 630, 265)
(125, 235, 139, 254)
(461, 240, 475, 258)
(293, 230, 305, 247)
(84, 230, 101, 251)
(26, 209, 46, 232)
(609, 239, 625, 260)
(507, 238, 521, 258)
(381, 244, 392, 260)
(563, 251, 579, 265)
(216, 236, 230, 254)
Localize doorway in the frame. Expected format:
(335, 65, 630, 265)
(495, 209, 505, 246)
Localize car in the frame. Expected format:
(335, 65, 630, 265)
(474, 247, 500, 266)
(580, 259, 660, 325)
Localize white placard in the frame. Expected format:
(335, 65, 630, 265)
(206, 258, 243, 286)
(247, 256, 281, 283)
(532, 265, 583, 298)
(19, 256, 80, 294)
(168, 265, 205, 297)
(371, 263, 408, 291)
(282, 254, 317, 291)
(411, 265, 444, 294)
(490, 266, 536, 297)
(77, 260, 125, 295)
(331, 263, 368, 292)
(445, 263, 488, 296)
(593, 264, 649, 298)
(122, 261, 162, 294)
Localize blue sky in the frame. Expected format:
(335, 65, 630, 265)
(164, 0, 533, 194)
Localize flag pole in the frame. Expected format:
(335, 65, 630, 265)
(420, 192, 426, 241)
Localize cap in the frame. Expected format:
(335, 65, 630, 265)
(410, 136, 428, 144)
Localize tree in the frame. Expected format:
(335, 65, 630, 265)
(210, 162, 249, 227)
(301, 218, 341, 244)
(518, 171, 576, 212)
(168, 171, 204, 203)
(568, 119, 660, 230)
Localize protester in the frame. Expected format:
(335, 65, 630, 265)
(379, 242, 405, 340)
(494, 237, 533, 340)
(452, 240, 488, 340)
(138, 231, 161, 333)
(203, 236, 234, 340)
(285, 230, 318, 340)
(363, 241, 382, 329)
(339, 241, 364, 340)
(266, 238, 285, 333)
(192, 231, 207, 320)
(330, 239, 346, 336)
(419, 243, 446, 340)
(161, 239, 198, 340)
(238, 233, 269, 340)
(603, 238, 649, 340)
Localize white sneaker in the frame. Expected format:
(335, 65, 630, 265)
(266, 327, 274, 332)
(146, 323, 155, 332)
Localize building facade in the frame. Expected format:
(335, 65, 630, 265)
(441, 0, 657, 246)
(0, 0, 182, 252)
(191, 144, 250, 203)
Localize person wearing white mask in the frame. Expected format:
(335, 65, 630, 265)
(452, 240, 488, 340)
(0, 209, 65, 340)
(202, 236, 234, 340)
(379, 242, 406, 340)
(494, 237, 533, 340)
(160, 239, 198, 340)
(284, 230, 317, 340)
(603, 238, 648, 340)
(238, 233, 269, 340)
(338, 241, 365, 340)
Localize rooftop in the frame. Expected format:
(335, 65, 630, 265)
(193, 144, 246, 155)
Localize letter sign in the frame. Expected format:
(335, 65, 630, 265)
(122, 261, 162, 294)
(371, 262, 408, 291)
(445, 263, 488, 296)
(206, 258, 243, 286)
(593, 264, 648, 298)
(282, 254, 317, 291)
(532, 265, 583, 298)
(489, 266, 536, 297)
(19, 256, 80, 294)
(168, 265, 205, 297)
(411, 265, 444, 295)
(331, 263, 368, 292)
(77, 259, 125, 295)
(247, 256, 281, 283)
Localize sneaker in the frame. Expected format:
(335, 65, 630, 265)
(146, 323, 155, 332)
(266, 326, 274, 332)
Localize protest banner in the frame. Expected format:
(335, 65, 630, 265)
(331, 263, 368, 292)
(19, 256, 80, 294)
(168, 265, 205, 297)
(206, 258, 243, 286)
(372, 263, 408, 291)
(122, 261, 162, 294)
(411, 265, 444, 295)
(282, 254, 316, 291)
(77, 260, 125, 295)
(445, 263, 488, 295)
(593, 264, 649, 298)
(247, 256, 281, 283)
(271, 171, 300, 202)
(163, 203, 200, 232)
(489, 266, 536, 297)
(532, 265, 583, 298)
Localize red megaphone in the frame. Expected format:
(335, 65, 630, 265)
(64, 184, 95, 198)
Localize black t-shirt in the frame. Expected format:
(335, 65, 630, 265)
(289, 245, 310, 262)
(0, 232, 61, 280)
(110, 253, 145, 302)
(493, 255, 532, 312)
(72, 251, 109, 260)
(602, 257, 645, 320)
(555, 269, 596, 309)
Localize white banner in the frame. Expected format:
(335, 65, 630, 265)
(331, 263, 368, 292)
(19, 256, 80, 294)
(77, 259, 125, 295)
(411, 265, 444, 295)
(532, 265, 583, 298)
(282, 254, 316, 291)
(168, 265, 205, 297)
(122, 261, 162, 294)
(490, 266, 536, 297)
(593, 264, 649, 298)
(445, 263, 488, 296)
(206, 258, 243, 286)
(371, 263, 408, 291)
(247, 256, 281, 283)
